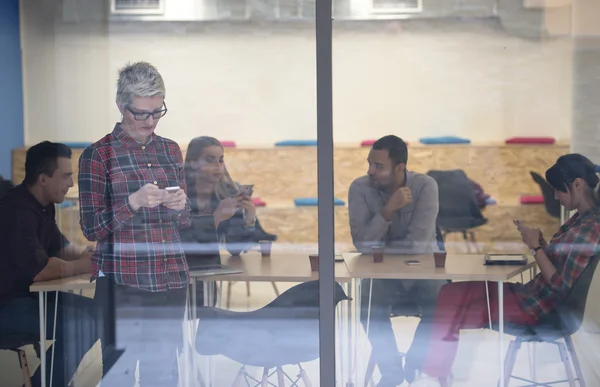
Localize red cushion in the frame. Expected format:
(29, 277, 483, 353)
(253, 197, 266, 207)
(361, 139, 376, 147)
(520, 195, 544, 204)
(220, 140, 237, 148)
(505, 137, 555, 145)
(361, 139, 408, 147)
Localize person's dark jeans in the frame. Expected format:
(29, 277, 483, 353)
(360, 278, 445, 384)
(95, 277, 187, 387)
(0, 292, 100, 387)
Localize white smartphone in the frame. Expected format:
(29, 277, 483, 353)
(165, 186, 180, 194)
(404, 260, 421, 266)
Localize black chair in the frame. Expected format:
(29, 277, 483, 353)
(493, 255, 599, 387)
(427, 170, 488, 252)
(0, 333, 41, 387)
(530, 171, 561, 219)
(195, 280, 351, 386)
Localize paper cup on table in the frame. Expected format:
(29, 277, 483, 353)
(259, 240, 272, 257)
(434, 251, 447, 268)
(309, 254, 319, 272)
(371, 245, 385, 263)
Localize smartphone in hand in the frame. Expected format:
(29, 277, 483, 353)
(166, 186, 180, 194)
(238, 184, 254, 197)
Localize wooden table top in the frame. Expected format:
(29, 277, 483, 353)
(29, 250, 351, 292)
(30, 251, 534, 293)
(29, 273, 95, 293)
(343, 252, 536, 281)
(190, 250, 352, 282)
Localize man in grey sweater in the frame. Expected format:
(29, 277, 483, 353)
(348, 135, 445, 386)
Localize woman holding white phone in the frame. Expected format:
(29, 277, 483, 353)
(78, 61, 190, 386)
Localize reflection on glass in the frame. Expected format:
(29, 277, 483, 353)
(9, 0, 334, 385)
(6, 0, 600, 385)
(333, 1, 600, 386)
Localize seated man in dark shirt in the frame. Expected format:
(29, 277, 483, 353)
(0, 142, 98, 387)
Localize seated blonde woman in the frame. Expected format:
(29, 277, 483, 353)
(182, 136, 276, 249)
(411, 153, 600, 387)
(180, 136, 277, 306)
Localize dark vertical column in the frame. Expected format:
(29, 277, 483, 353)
(316, 0, 336, 385)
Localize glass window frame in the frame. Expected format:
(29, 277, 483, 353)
(315, 0, 337, 385)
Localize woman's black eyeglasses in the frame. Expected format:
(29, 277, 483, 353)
(126, 102, 168, 121)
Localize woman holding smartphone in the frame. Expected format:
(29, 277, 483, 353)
(182, 136, 276, 249)
(78, 61, 190, 386)
(179, 136, 277, 307)
(410, 154, 600, 387)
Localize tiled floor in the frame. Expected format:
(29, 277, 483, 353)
(0, 282, 581, 386)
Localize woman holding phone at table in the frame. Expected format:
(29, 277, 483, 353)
(410, 154, 600, 387)
(182, 136, 276, 248)
(181, 137, 277, 305)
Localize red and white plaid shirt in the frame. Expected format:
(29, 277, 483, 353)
(515, 208, 600, 320)
(78, 124, 191, 291)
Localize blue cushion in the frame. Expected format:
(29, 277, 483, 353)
(275, 140, 318, 147)
(294, 197, 345, 206)
(56, 201, 77, 208)
(596, 165, 600, 173)
(62, 142, 93, 149)
(485, 197, 497, 205)
(419, 136, 471, 145)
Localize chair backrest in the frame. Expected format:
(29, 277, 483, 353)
(222, 280, 350, 321)
(198, 280, 350, 322)
(556, 255, 600, 335)
(427, 169, 485, 222)
(529, 171, 561, 218)
(265, 280, 349, 308)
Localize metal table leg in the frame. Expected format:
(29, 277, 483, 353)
(39, 291, 47, 387)
(498, 281, 505, 387)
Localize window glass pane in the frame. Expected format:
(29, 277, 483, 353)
(333, 1, 597, 386)
(2, 0, 349, 386)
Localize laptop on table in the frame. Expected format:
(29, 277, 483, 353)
(182, 215, 243, 277)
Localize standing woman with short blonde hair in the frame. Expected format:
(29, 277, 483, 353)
(78, 61, 190, 386)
